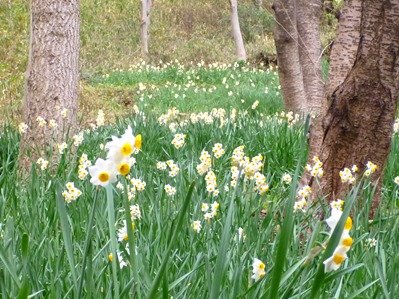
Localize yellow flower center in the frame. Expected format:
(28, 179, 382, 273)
(108, 253, 113, 262)
(259, 272, 265, 278)
(259, 262, 265, 270)
(98, 172, 110, 183)
(333, 253, 345, 265)
(135, 134, 142, 149)
(343, 237, 353, 247)
(344, 217, 353, 230)
(121, 142, 133, 156)
(118, 163, 130, 176)
(123, 235, 128, 241)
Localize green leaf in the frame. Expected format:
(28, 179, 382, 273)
(56, 184, 78, 296)
(147, 182, 195, 299)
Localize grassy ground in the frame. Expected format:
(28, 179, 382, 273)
(1, 63, 399, 298)
(0, 0, 338, 126)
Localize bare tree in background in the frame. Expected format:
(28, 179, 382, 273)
(273, 0, 399, 215)
(273, 0, 325, 114)
(20, 0, 80, 167)
(230, 0, 247, 61)
(141, 0, 152, 56)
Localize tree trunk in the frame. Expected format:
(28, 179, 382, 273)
(20, 0, 80, 167)
(140, 0, 152, 56)
(274, 0, 399, 216)
(307, 0, 399, 216)
(272, 0, 325, 114)
(230, 0, 247, 61)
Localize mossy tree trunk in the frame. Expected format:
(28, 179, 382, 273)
(20, 0, 80, 167)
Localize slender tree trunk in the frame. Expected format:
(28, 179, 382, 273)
(140, 0, 152, 56)
(230, 0, 247, 61)
(272, 0, 325, 114)
(20, 0, 80, 167)
(307, 0, 399, 216)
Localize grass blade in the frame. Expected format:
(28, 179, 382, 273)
(56, 184, 78, 297)
(147, 181, 195, 299)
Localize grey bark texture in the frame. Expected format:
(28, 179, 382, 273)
(272, 0, 325, 115)
(20, 0, 80, 166)
(140, 0, 152, 56)
(230, 0, 247, 61)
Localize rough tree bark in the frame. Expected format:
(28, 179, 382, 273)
(308, 0, 399, 215)
(20, 0, 80, 167)
(140, 0, 152, 56)
(230, 0, 247, 61)
(272, 0, 325, 114)
(274, 0, 399, 216)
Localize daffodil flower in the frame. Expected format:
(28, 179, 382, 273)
(89, 158, 117, 187)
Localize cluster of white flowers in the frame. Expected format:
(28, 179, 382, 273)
(171, 133, 186, 149)
(192, 220, 202, 233)
(73, 132, 84, 147)
(230, 146, 268, 194)
(201, 201, 220, 221)
(205, 170, 218, 193)
(231, 145, 246, 168)
(197, 150, 212, 175)
(364, 161, 377, 177)
(166, 160, 180, 177)
(130, 204, 141, 220)
(57, 142, 68, 154)
(36, 157, 49, 170)
(49, 119, 58, 129)
(18, 122, 28, 134)
(212, 143, 225, 159)
(251, 100, 260, 110)
(88, 126, 141, 187)
(252, 258, 266, 281)
(323, 199, 353, 272)
(366, 237, 377, 248)
(293, 185, 311, 212)
(253, 172, 269, 195)
(36, 116, 47, 127)
(305, 156, 324, 178)
(96, 109, 105, 127)
(243, 154, 264, 179)
(156, 161, 167, 170)
(60, 108, 68, 118)
(281, 173, 292, 185)
(277, 111, 300, 126)
(78, 153, 91, 180)
(339, 165, 358, 184)
(62, 182, 82, 203)
(126, 177, 146, 200)
(156, 160, 180, 177)
(158, 107, 180, 126)
(164, 184, 177, 196)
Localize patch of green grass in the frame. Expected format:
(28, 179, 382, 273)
(89, 62, 283, 116)
(1, 96, 399, 297)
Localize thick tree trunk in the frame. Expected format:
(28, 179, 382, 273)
(230, 0, 247, 61)
(20, 0, 80, 167)
(307, 0, 399, 215)
(140, 0, 152, 56)
(272, 0, 325, 114)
